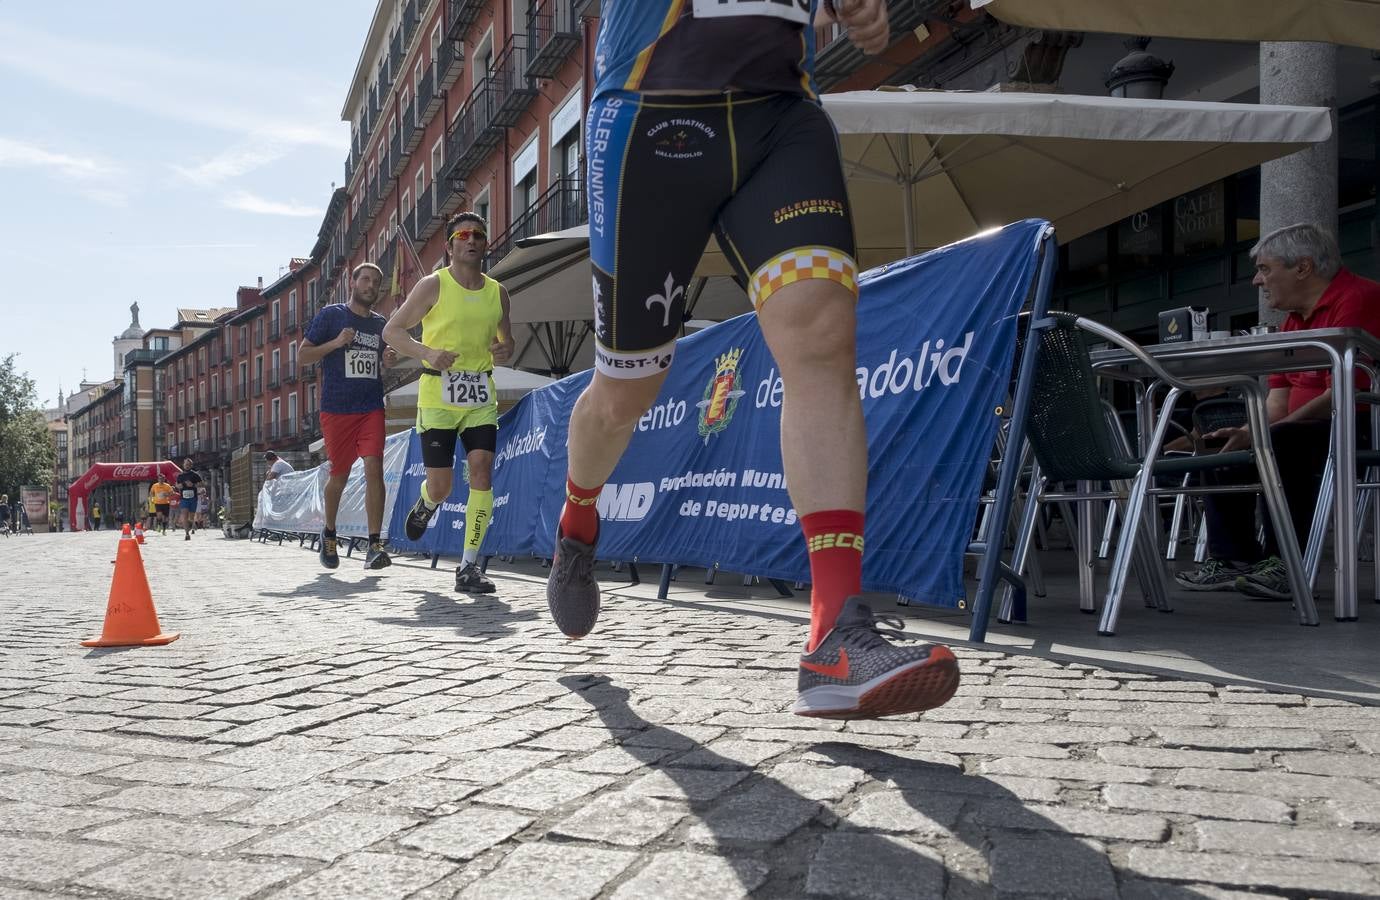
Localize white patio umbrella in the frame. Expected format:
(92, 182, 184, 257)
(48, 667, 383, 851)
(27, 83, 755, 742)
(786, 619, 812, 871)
(699, 88, 1332, 273)
(971, 0, 1380, 50)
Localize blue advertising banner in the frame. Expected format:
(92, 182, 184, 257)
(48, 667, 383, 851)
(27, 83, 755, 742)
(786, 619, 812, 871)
(390, 219, 1048, 607)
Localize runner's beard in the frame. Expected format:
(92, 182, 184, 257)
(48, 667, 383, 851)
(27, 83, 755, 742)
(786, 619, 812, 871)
(353, 289, 379, 308)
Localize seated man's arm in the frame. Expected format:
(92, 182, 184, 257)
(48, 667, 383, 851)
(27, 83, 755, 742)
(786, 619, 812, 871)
(1276, 388, 1332, 425)
(1266, 387, 1293, 423)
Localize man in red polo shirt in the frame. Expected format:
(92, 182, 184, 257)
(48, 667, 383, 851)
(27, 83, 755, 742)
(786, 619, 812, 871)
(1176, 223, 1380, 599)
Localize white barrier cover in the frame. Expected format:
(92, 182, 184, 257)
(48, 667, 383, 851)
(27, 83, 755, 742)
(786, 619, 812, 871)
(253, 430, 411, 538)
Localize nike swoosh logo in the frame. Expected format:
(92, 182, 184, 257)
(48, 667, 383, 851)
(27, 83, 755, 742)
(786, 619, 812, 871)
(801, 648, 849, 679)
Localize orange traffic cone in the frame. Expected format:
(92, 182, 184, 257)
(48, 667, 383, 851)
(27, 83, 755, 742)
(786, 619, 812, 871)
(81, 525, 180, 647)
(133, 524, 145, 544)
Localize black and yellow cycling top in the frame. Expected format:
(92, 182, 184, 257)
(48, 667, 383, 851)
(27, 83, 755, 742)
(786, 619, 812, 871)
(593, 0, 820, 101)
(586, 1, 859, 381)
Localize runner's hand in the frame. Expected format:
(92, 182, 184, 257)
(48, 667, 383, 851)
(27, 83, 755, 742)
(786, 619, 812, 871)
(383, 347, 399, 368)
(490, 338, 513, 364)
(336, 327, 357, 348)
(836, 0, 890, 55)
(429, 347, 459, 370)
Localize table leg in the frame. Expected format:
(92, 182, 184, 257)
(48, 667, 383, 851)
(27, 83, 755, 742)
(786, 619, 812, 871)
(1336, 347, 1359, 621)
(1305, 454, 1335, 589)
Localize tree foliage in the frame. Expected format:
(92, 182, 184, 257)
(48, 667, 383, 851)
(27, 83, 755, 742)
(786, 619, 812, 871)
(0, 355, 56, 498)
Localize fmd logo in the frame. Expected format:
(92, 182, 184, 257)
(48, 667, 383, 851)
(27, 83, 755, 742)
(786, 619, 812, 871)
(597, 482, 654, 522)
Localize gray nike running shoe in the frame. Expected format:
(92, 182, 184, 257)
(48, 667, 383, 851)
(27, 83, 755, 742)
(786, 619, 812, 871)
(546, 526, 600, 639)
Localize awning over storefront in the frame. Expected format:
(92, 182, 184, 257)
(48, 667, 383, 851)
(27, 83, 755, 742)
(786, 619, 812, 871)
(972, 0, 1380, 50)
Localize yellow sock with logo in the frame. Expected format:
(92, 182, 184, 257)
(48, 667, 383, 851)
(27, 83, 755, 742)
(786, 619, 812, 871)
(421, 481, 441, 510)
(462, 488, 493, 565)
(801, 509, 865, 653)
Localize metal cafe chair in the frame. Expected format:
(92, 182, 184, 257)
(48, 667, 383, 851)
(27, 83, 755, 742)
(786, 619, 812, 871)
(992, 311, 1316, 635)
(1181, 396, 1250, 563)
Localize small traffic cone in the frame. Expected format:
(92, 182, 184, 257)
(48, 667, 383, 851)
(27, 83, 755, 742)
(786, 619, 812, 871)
(81, 525, 179, 647)
(133, 524, 145, 544)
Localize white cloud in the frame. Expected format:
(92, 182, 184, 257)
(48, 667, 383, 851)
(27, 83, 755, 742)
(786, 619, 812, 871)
(0, 22, 346, 151)
(0, 137, 119, 180)
(173, 141, 295, 188)
(223, 191, 320, 218)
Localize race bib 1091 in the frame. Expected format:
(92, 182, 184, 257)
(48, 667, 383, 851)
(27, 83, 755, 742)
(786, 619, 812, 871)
(693, 0, 811, 24)
(443, 370, 492, 408)
(345, 349, 378, 379)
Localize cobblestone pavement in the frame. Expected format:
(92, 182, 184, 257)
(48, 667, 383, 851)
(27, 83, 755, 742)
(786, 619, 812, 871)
(3, 531, 1380, 899)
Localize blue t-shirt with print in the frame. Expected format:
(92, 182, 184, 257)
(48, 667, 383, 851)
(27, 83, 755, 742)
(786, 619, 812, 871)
(305, 304, 387, 414)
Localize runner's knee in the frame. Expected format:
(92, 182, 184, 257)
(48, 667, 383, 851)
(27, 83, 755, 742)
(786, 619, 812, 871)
(761, 281, 858, 375)
(582, 372, 667, 430)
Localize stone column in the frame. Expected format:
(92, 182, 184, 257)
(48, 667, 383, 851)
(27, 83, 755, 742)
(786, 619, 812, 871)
(1258, 42, 1338, 323)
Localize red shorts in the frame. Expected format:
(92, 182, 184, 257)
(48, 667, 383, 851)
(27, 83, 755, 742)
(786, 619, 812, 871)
(321, 409, 385, 474)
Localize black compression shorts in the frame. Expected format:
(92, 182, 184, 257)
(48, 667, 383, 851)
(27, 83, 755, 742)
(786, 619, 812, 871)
(586, 90, 858, 379)
(419, 424, 498, 469)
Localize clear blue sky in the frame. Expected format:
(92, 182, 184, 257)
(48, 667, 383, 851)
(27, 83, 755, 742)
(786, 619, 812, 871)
(0, 1, 377, 409)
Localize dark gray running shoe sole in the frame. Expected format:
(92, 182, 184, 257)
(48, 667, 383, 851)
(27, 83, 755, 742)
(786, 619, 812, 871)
(546, 532, 600, 639)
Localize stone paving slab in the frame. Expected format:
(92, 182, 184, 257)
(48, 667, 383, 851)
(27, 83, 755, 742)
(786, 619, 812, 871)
(1, 532, 1379, 897)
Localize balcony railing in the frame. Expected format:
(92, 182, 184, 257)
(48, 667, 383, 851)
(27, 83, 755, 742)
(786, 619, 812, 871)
(196, 398, 206, 414)
(286, 313, 298, 334)
(438, 31, 464, 88)
(268, 368, 281, 389)
(253, 378, 263, 396)
(418, 61, 442, 120)
(347, 213, 365, 253)
(488, 176, 587, 267)
(286, 365, 299, 384)
(269, 321, 281, 341)
(403, 0, 419, 42)
(302, 365, 318, 382)
(198, 358, 207, 375)
(254, 330, 264, 349)
(390, 123, 404, 171)
(447, 0, 484, 40)
(489, 35, 539, 128)
(237, 337, 248, 356)
(367, 167, 385, 218)
(220, 393, 232, 409)
(415, 184, 438, 240)
(526, 0, 581, 79)
(389, 29, 403, 79)
(444, 77, 503, 185)
(402, 98, 420, 155)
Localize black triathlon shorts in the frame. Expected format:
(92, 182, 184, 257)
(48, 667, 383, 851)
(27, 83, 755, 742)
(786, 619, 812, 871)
(586, 90, 858, 379)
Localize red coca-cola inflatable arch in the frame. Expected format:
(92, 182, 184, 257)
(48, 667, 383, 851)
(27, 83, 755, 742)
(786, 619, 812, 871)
(68, 461, 182, 531)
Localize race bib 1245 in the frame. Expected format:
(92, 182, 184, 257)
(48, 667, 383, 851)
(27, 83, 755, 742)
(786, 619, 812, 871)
(442, 370, 491, 408)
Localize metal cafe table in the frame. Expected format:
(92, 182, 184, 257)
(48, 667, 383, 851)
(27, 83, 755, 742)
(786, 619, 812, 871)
(1091, 327, 1380, 621)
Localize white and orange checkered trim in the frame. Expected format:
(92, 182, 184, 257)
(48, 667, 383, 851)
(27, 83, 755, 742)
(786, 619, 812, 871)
(749, 247, 859, 310)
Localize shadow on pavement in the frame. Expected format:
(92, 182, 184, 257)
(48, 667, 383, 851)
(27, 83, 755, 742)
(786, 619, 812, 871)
(259, 573, 385, 601)
(370, 589, 539, 639)
(562, 674, 1214, 899)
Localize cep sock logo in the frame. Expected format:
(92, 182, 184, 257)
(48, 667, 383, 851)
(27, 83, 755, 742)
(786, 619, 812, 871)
(807, 532, 864, 554)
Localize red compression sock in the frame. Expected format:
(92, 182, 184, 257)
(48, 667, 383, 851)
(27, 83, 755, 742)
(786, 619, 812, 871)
(801, 509, 865, 652)
(559, 476, 602, 545)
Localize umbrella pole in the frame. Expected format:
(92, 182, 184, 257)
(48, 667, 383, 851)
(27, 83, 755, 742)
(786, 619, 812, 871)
(898, 138, 915, 258)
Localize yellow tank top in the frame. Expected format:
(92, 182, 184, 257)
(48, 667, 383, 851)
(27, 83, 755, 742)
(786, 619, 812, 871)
(418, 268, 503, 409)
